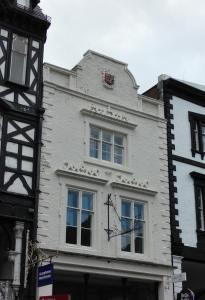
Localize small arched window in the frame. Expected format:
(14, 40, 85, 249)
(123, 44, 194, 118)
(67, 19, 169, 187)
(16, 0, 31, 9)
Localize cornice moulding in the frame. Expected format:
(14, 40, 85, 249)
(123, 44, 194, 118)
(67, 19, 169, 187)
(111, 182, 157, 196)
(55, 169, 108, 185)
(81, 108, 137, 129)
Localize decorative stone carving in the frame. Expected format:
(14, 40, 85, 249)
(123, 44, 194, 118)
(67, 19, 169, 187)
(63, 162, 100, 177)
(56, 162, 108, 185)
(80, 105, 137, 129)
(90, 104, 128, 122)
(116, 175, 149, 188)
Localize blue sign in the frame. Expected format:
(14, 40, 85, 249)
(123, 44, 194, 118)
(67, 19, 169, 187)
(38, 263, 53, 287)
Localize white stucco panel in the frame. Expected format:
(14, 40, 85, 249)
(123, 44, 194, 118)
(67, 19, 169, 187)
(171, 96, 205, 163)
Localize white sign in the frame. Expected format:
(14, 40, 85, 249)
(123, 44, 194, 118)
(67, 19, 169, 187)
(173, 272, 187, 283)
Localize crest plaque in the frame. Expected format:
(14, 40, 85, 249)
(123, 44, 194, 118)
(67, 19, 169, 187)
(177, 289, 195, 300)
(102, 71, 114, 88)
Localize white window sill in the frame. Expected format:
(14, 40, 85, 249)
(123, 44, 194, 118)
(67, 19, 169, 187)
(84, 157, 133, 175)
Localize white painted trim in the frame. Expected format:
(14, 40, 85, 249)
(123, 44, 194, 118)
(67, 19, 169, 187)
(111, 182, 157, 196)
(55, 169, 108, 185)
(81, 109, 137, 129)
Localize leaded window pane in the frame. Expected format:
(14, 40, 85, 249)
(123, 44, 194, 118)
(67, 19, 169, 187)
(9, 34, 28, 85)
(102, 142, 111, 161)
(90, 140, 99, 158)
(114, 134, 123, 146)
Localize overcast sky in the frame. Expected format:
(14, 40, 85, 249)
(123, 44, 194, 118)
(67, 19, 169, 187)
(40, 0, 205, 93)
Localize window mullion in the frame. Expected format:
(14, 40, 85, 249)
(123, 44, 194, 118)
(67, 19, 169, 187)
(78, 191, 82, 245)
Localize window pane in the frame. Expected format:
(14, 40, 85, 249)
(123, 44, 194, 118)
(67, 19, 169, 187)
(134, 221, 144, 237)
(90, 126, 100, 139)
(114, 146, 123, 164)
(90, 140, 99, 158)
(121, 201, 131, 217)
(66, 226, 77, 244)
(135, 237, 143, 253)
(134, 204, 144, 220)
(102, 142, 111, 161)
(17, 0, 30, 8)
(121, 234, 131, 252)
(67, 208, 77, 226)
(81, 228, 91, 246)
(194, 121, 199, 151)
(114, 134, 123, 146)
(68, 190, 78, 207)
(82, 192, 93, 210)
(81, 211, 92, 228)
(102, 130, 112, 142)
(9, 35, 28, 85)
(121, 218, 131, 233)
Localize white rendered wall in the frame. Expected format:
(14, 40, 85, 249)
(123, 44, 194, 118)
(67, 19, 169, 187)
(171, 96, 205, 162)
(39, 52, 173, 299)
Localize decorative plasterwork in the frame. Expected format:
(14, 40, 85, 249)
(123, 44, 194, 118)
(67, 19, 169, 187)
(55, 162, 108, 185)
(81, 104, 137, 129)
(111, 175, 157, 196)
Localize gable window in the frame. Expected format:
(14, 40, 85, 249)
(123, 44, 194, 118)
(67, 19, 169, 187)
(189, 112, 205, 159)
(121, 200, 145, 254)
(66, 189, 94, 247)
(9, 34, 28, 86)
(16, 0, 31, 8)
(90, 126, 125, 165)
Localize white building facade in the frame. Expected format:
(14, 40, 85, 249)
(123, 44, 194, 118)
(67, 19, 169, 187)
(38, 51, 173, 300)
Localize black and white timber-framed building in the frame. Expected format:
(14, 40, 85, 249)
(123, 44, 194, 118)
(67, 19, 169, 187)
(0, 0, 50, 299)
(144, 76, 205, 300)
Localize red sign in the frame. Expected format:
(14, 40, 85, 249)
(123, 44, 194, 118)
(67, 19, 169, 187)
(40, 295, 70, 300)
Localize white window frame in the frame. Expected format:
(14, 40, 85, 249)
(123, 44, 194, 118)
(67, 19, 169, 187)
(120, 199, 145, 254)
(89, 125, 126, 165)
(66, 188, 95, 247)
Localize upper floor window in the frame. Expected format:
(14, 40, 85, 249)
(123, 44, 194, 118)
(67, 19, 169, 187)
(191, 172, 205, 248)
(195, 185, 205, 231)
(121, 200, 145, 254)
(90, 126, 125, 165)
(189, 112, 205, 159)
(9, 34, 28, 86)
(16, 0, 31, 8)
(66, 189, 94, 247)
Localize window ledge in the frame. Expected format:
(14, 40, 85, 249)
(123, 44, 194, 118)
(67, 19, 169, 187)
(81, 108, 137, 129)
(111, 181, 157, 196)
(55, 167, 108, 185)
(84, 157, 133, 175)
